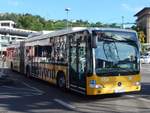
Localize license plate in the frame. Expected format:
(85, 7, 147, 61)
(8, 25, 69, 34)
(115, 89, 125, 93)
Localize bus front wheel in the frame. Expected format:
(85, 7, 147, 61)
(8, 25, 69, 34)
(57, 73, 66, 90)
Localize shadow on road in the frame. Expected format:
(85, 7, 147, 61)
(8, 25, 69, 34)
(139, 82, 150, 100)
(0, 68, 74, 113)
(0, 67, 150, 113)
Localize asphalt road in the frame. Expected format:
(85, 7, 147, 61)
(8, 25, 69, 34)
(0, 64, 150, 113)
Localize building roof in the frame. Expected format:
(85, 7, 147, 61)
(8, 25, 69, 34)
(26, 27, 136, 42)
(0, 27, 37, 37)
(0, 20, 16, 24)
(0, 20, 37, 37)
(134, 7, 150, 17)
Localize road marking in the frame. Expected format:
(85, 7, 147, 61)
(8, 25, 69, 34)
(2, 86, 38, 92)
(54, 99, 76, 110)
(22, 82, 44, 94)
(125, 95, 135, 98)
(0, 92, 41, 97)
(1, 86, 43, 96)
(125, 95, 150, 103)
(138, 98, 150, 103)
(0, 95, 19, 98)
(2, 82, 44, 95)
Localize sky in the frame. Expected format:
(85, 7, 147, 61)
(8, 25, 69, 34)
(0, 0, 149, 24)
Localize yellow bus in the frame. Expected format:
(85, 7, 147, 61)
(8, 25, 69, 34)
(7, 27, 141, 95)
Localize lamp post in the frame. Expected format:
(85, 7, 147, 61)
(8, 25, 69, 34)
(122, 16, 124, 29)
(65, 8, 71, 29)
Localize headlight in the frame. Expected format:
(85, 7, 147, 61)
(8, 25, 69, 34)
(133, 82, 140, 86)
(89, 80, 103, 88)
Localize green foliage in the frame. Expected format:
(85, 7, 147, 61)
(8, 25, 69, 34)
(0, 13, 122, 31)
(131, 25, 146, 43)
(138, 31, 145, 43)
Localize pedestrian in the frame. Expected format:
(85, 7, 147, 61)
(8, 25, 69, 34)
(2, 54, 6, 68)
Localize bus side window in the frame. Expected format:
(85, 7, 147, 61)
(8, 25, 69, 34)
(54, 35, 67, 63)
(35, 46, 43, 57)
(78, 36, 86, 75)
(42, 46, 52, 62)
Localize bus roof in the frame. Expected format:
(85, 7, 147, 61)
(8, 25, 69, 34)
(26, 27, 137, 42)
(7, 42, 21, 48)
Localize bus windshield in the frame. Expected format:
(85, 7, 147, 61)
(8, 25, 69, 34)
(93, 30, 140, 76)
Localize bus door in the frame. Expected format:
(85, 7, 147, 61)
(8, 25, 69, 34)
(69, 34, 87, 93)
(19, 42, 25, 74)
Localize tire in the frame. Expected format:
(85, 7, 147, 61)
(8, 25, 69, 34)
(57, 74, 66, 90)
(10, 62, 13, 70)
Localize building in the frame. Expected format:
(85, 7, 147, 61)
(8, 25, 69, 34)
(0, 20, 16, 28)
(135, 7, 150, 43)
(0, 20, 37, 55)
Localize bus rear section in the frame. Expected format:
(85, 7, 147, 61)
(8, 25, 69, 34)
(86, 29, 141, 95)
(6, 42, 25, 73)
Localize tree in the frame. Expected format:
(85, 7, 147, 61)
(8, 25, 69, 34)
(0, 12, 134, 31)
(131, 25, 146, 43)
(109, 23, 120, 28)
(138, 31, 145, 43)
(94, 22, 103, 27)
(53, 20, 66, 29)
(44, 20, 54, 30)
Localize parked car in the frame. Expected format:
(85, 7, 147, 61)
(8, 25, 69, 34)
(140, 52, 150, 64)
(140, 55, 145, 64)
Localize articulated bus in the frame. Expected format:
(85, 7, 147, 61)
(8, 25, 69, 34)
(7, 27, 141, 95)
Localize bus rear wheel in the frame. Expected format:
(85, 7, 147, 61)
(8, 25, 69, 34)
(57, 74, 66, 90)
(10, 62, 13, 70)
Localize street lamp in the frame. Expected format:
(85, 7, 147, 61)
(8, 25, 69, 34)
(122, 16, 124, 29)
(65, 8, 71, 29)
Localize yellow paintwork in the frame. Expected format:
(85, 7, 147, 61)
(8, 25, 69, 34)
(8, 58, 141, 96)
(86, 74, 141, 95)
(36, 63, 67, 85)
